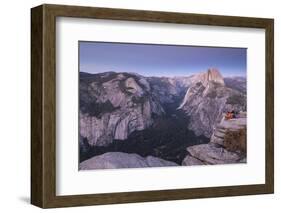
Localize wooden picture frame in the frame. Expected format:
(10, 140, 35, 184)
(31, 4, 274, 208)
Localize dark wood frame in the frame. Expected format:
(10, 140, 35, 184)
(31, 4, 274, 208)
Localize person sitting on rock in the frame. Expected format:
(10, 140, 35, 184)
(225, 111, 233, 120)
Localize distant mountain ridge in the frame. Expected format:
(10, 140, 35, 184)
(224, 76, 247, 94)
(79, 69, 246, 151)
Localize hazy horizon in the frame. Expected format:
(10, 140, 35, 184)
(80, 70, 246, 79)
(79, 41, 247, 78)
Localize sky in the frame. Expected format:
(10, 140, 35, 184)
(79, 41, 247, 77)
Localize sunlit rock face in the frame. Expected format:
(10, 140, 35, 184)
(178, 69, 246, 137)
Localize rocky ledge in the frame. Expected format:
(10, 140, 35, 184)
(182, 113, 247, 166)
(79, 152, 178, 170)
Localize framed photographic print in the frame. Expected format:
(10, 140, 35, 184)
(31, 4, 274, 208)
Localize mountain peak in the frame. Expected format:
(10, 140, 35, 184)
(191, 68, 225, 87)
(206, 68, 225, 85)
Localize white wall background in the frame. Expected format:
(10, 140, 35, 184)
(0, 0, 279, 212)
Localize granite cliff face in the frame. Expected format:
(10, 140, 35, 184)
(79, 71, 194, 147)
(190, 68, 225, 87)
(79, 72, 165, 147)
(178, 68, 246, 137)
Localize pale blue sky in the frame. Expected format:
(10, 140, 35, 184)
(79, 41, 247, 77)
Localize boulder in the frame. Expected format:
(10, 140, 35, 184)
(182, 115, 247, 166)
(210, 116, 247, 153)
(79, 152, 178, 170)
